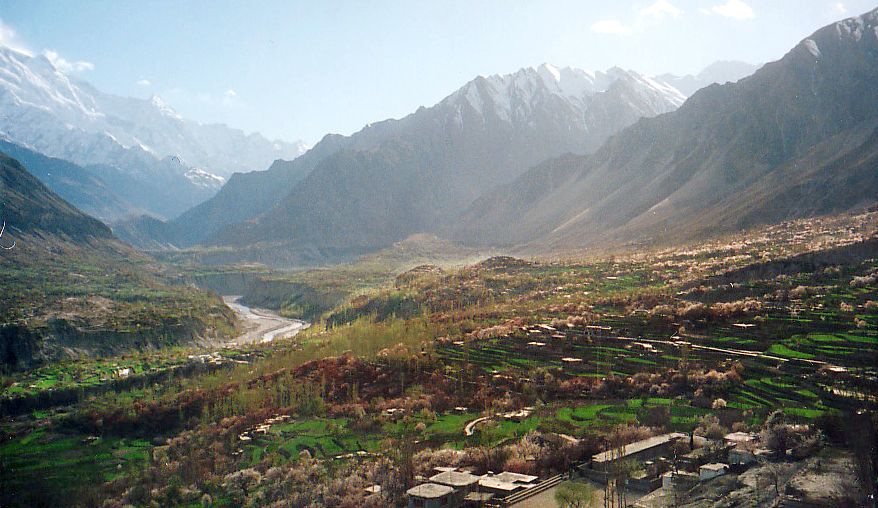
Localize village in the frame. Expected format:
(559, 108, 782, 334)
(403, 412, 861, 508)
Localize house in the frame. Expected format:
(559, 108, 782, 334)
(430, 470, 480, 503)
(463, 492, 494, 506)
(590, 433, 686, 472)
(407, 483, 456, 508)
(679, 443, 732, 472)
(699, 463, 729, 481)
(728, 446, 756, 467)
(477, 471, 538, 497)
(408, 469, 539, 506)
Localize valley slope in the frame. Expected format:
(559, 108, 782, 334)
(0, 153, 235, 370)
(452, 9, 878, 252)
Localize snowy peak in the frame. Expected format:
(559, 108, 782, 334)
(793, 7, 878, 63)
(0, 41, 307, 178)
(0, 44, 101, 119)
(184, 167, 226, 189)
(148, 95, 183, 120)
(447, 64, 685, 123)
(832, 8, 877, 42)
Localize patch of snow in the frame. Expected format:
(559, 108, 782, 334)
(803, 39, 821, 58)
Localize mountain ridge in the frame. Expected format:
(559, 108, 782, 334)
(451, 8, 878, 252)
(128, 64, 691, 261)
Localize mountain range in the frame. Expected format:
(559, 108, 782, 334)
(6, 9, 868, 271)
(121, 64, 724, 264)
(451, 9, 878, 251)
(0, 44, 307, 219)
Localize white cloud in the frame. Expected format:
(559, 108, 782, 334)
(639, 0, 683, 20)
(0, 18, 32, 55)
(591, 19, 634, 36)
(834, 2, 847, 14)
(592, 1, 682, 37)
(224, 89, 237, 98)
(137, 79, 151, 86)
(709, 0, 755, 20)
(43, 49, 94, 72)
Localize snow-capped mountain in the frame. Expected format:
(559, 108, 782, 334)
(453, 9, 878, 250)
(0, 43, 307, 179)
(449, 64, 684, 124)
(140, 63, 689, 265)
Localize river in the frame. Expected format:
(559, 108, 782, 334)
(222, 296, 309, 345)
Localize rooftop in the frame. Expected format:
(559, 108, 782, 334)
(493, 471, 538, 484)
(479, 477, 521, 492)
(430, 470, 481, 487)
(700, 463, 729, 471)
(406, 483, 454, 499)
(592, 433, 686, 464)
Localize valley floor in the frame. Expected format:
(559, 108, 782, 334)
(1, 210, 876, 507)
(221, 296, 309, 346)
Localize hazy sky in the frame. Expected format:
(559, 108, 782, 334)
(0, 0, 873, 144)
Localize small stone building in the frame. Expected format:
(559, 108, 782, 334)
(699, 463, 729, 481)
(407, 483, 455, 508)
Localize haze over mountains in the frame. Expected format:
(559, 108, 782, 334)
(0, 43, 307, 219)
(657, 60, 760, 96)
(4, 9, 875, 271)
(452, 9, 878, 251)
(119, 63, 753, 265)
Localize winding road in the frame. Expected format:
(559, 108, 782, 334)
(223, 296, 309, 346)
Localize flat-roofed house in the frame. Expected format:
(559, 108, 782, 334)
(407, 483, 455, 508)
(699, 463, 729, 481)
(591, 433, 686, 472)
(430, 470, 481, 504)
(477, 471, 539, 497)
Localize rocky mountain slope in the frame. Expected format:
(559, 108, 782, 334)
(132, 65, 687, 261)
(452, 9, 878, 252)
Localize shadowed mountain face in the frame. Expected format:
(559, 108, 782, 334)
(451, 9, 878, 251)
(0, 153, 113, 240)
(0, 139, 139, 222)
(137, 65, 686, 260)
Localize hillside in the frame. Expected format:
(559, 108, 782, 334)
(452, 9, 878, 251)
(0, 139, 141, 222)
(0, 154, 235, 370)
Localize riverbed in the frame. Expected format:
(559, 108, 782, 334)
(222, 296, 309, 345)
